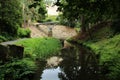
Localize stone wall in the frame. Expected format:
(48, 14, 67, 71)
(0, 44, 24, 62)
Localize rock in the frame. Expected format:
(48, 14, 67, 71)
(63, 40, 72, 48)
(0, 43, 24, 63)
(47, 56, 63, 67)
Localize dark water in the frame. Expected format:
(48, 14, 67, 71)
(37, 44, 100, 80)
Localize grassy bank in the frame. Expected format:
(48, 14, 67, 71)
(0, 37, 62, 80)
(68, 20, 120, 80)
(15, 37, 62, 60)
(84, 34, 120, 80)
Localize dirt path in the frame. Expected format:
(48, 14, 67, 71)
(29, 24, 77, 40)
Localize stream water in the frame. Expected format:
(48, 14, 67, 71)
(35, 44, 100, 80)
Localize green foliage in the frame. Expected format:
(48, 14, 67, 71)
(57, 14, 70, 26)
(0, 35, 7, 43)
(55, 0, 120, 28)
(84, 34, 120, 80)
(15, 37, 62, 59)
(45, 15, 58, 22)
(17, 28, 31, 38)
(28, 0, 47, 21)
(0, 58, 37, 80)
(0, 33, 17, 42)
(107, 55, 120, 80)
(44, 0, 56, 6)
(0, 0, 22, 35)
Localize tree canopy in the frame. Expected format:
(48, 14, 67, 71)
(55, 0, 120, 28)
(0, 0, 22, 35)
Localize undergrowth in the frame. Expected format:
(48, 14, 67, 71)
(44, 15, 58, 22)
(0, 58, 36, 80)
(17, 28, 31, 38)
(84, 34, 120, 80)
(15, 37, 62, 60)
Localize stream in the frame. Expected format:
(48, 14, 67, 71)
(34, 43, 100, 80)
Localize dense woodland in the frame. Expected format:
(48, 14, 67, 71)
(0, 0, 120, 80)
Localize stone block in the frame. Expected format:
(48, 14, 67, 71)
(8, 45, 24, 59)
(0, 44, 9, 62)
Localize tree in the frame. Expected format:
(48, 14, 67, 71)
(21, 0, 47, 27)
(0, 0, 22, 35)
(55, 0, 120, 31)
(28, 0, 47, 22)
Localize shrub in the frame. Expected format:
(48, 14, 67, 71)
(0, 35, 7, 42)
(107, 55, 120, 80)
(0, 58, 37, 80)
(45, 15, 58, 22)
(17, 28, 31, 38)
(0, 32, 15, 42)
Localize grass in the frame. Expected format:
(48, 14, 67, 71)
(45, 15, 58, 22)
(15, 37, 62, 60)
(84, 34, 120, 80)
(84, 34, 120, 62)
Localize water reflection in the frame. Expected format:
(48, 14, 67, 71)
(59, 45, 99, 80)
(39, 44, 100, 80)
(41, 67, 61, 80)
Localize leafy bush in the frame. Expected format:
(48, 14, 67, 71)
(0, 32, 16, 42)
(17, 28, 31, 38)
(0, 36, 7, 42)
(15, 37, 62, 60)
(45, 15, 58, 22)
(0, 58, 37, 80)
(107, 55, 120, 80)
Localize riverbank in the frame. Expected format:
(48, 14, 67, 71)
(0, 37, 62, 80)
(68, 22, 120, 80)
(83, 34, 120, 80)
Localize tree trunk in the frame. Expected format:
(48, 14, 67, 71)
(81, 15, 86, 32)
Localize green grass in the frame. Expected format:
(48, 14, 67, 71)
(84, 34, 120, 80)
(45, 15, 58, 22)
(85, 34, 120, 62)
(15, 37, 62, 60)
